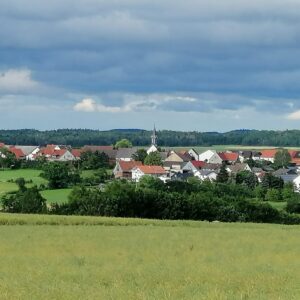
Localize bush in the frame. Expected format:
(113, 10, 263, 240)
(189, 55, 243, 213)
(265, 189, 282, 202)
(286, 196, 300, 214)
(1, 186, 47, 214)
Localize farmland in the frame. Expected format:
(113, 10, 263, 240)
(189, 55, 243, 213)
(0, 214, 299, 299)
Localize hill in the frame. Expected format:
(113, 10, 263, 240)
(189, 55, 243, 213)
(2, 128, 300, 147)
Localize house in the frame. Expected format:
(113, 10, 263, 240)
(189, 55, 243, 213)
(252, 151, 262, 161)
(13, 146, 40, 160)
(289, 150, 300, 166)
(163, 161, 187, 173)
(9, 147, 26, 159)
(181, 161, 207, 174)
(71, 149, 82, 160)
(201, 163, 222, 171)
(116, 148, 138, 161)
(52, 149, 76, 161)
(170, 171, 194, 181)
(132, 165, 166, 182)
(226, 163, 251, 175)
(198, 150, 223, 164)
(113, 161, 143, 179)
(165, 151, 192, 163)
(260, 149, 278, 163)
(188, 148, 199, 161)
(194, 169, 218, 181)
(38, 146, 76, 161)
(293, 175, 300, 192)
(273, 167, 298, 184)
(238, 151, 252, 163)
(218, 152, 239, 164)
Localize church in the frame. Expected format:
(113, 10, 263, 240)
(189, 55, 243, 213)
(147, 125, 158, 154)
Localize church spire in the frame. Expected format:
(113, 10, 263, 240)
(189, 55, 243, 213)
(151, 124, 157, 146)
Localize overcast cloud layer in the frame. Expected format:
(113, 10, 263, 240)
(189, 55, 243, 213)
(1, 0, 300, 131)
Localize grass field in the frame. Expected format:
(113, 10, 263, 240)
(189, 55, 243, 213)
(0, 169, 47, 186)
(0, 214, 299, 299)
(41, 188, 72, 204)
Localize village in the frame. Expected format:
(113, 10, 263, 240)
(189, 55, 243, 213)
(1, 126, 300, 190)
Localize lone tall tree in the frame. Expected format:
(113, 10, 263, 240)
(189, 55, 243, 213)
(216, 163, 229, 183)
(274, 149, 291, 168)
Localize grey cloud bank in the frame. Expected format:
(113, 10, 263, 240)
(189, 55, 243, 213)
(1, 0, 300, 129)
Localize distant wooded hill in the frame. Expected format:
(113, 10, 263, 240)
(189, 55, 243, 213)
(1, 129, 300, 147)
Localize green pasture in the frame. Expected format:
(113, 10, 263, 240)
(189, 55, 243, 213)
(0, 214, 299, 299)
(0, 169, 47, 186)
(41, 189, 72, 205)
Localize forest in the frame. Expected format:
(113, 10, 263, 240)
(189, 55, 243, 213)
(2, 128, 300, 147)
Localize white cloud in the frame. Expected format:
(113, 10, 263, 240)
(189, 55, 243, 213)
(74, 98, 130, 113)
(73, 95, 200, 113)
(287, 110, 300, 120)
(0, 69, 39, 93)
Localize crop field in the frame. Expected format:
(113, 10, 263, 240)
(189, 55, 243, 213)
(0, 214, 299, 299)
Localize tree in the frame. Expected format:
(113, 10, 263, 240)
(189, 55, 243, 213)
(236, 171, 258, 189)
(138, 176, 165, 191)
(0, 147, 19, 169)
(15, 177, 26, 192)
(115, 139, 132, 148)
(274, 149, 291, 168)
(1, 186, 46, 213)
(132, 149, 147, 163)
(286, 195, 300, 214)
(261, 173, 284, 190)
(216, 163, 229, 183)
(144, 151, 162, 166)
(42, 163, 81, 189)
(80, 150, 109, 169)
(265, 188, 281, 202)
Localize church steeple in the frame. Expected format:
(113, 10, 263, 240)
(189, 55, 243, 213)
(151, 124, 157, 146)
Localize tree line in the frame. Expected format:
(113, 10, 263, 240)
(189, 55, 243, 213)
(3, 129, 300, 146)
(2, 175, 300, 224)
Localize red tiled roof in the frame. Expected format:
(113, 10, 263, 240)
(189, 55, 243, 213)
(292, 158, 300, 165)
(191, 161, 206, 168)
(9, 147, 25, 159)
(119, 161, 143, 172)
(260, 149, 278, 158)
(137, 165, 166, 174)
(288, 150, 298, 158)
(218, 152, 239, 161)
(71, 149, 82, 158)
(54, 149, 67, 157)
(0, 142, 5, 148)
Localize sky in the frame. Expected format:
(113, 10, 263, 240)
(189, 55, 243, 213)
(1, 0, 300, 131)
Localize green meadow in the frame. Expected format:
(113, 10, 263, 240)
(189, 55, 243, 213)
(0, 214, 299, 300)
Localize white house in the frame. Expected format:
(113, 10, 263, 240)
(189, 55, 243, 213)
(198, 150, 223, 164)
(147, 144, 158, 154)
(194, 169, 218, 181)
(293, 175, 300, 192)
(132, 165, 166, 182)
(188, 148, 199, 161)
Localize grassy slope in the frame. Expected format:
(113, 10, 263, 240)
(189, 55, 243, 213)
(0, 214, 299, 299)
